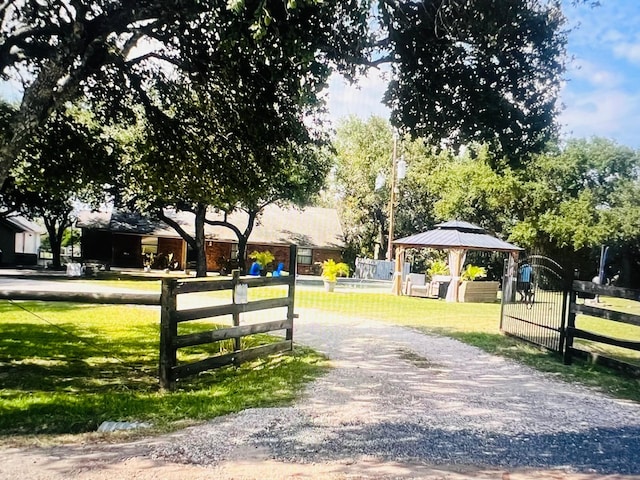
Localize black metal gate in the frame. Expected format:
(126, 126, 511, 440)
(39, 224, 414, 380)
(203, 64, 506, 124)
(500, 255, 569, 352)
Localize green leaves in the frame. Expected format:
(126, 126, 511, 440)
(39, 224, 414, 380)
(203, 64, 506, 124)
(227, 0, 245, 13)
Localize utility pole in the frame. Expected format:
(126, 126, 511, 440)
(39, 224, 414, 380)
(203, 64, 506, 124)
(386, 132, 398, 262)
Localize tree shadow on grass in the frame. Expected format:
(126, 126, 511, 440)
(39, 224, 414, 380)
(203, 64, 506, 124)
(0, 322, 159, 392)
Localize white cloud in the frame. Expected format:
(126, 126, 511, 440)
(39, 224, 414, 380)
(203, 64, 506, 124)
(559, 88, 640, 146)
(613, 41, 640, 65)
(568, 59, 623, 88)
(325, 67, 390, 125)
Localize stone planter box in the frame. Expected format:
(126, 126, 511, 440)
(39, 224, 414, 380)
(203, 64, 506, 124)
(458, 281, 499, 303)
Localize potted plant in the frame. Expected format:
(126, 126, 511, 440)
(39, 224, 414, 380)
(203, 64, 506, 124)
(249, 250, 275, 276)
(426, 259, 451, 298)
(458, 264, 499, 302)
(143, 252, 155, 273)
(321, 259, 349, 292)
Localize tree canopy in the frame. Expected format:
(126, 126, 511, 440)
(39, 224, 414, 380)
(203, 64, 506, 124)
(2, 103, 118, 268)
(1, 0, 582, 189)
(332, 116, 640, 286)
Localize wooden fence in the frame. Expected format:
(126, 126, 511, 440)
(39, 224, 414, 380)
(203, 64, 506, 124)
(159, 262, 296, 390)
(0, 246, 297, 390)
(564, 280, 640, 369)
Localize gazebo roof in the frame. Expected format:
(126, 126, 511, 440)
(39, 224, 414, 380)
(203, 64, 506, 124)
(393, 221, 522, 252)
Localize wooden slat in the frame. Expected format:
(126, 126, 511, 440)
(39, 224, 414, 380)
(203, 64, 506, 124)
(570, 327, 640, 352)
(172, 341, 292, 379)
(242, 276, 293, 288)
(0, 290, 161, 305)
(573, 281, 640, 302)
(174, 304, 236, 323)
(174, 319, 293, 348)
(237, 297, 291, 313)
(175, 297, 290, 323)
(174, 278, 235, 294)
(174, 275, 293, 295)
(572, 303, 640, 328)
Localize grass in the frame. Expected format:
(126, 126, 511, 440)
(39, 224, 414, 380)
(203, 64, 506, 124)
(0, 300, 327, 438)
(6, 274, 640, 440)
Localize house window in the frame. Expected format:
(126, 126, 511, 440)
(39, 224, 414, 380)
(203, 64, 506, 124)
(141, 236, 158, 255)
(230, 244, 239, 260)
(297, 248, 312, 265)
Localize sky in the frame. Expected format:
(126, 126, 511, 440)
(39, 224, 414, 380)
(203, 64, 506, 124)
(326, 0, 640, 149)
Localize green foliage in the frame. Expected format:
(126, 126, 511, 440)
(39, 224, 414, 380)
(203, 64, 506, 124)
(249, 250, 275, 269)
(426, 259, 450, 278)
(2, 105, 118, 268)
(508, 138, 640, 283)
(321, 259, 350, 282)
(461, 264, 487, 281)
(383, 0, 569, 162)
(1, 0, 579, 193)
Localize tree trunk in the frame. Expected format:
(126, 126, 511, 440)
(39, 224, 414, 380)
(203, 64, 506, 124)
(44, 215, 69, 270)
(238, 210, 258, 273)
(237, 235, 248, 273)
(194, 203, 208, 277)
(205, 207, 260, 274)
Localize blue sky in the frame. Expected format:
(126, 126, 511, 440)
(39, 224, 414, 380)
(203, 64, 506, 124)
(326, 1, 640, 149)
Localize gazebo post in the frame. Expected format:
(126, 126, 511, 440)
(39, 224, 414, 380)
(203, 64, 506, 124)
(391, 246, 404, 296)
(503, 251, 520, 303)
(445, 248, 466, 302)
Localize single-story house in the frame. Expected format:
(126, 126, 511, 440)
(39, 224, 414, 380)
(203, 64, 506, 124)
(0, 215, 44, 266)
(77, 205, 345, 275)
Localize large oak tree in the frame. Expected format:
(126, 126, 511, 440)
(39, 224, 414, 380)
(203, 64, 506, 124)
(2, 0, 583, 188)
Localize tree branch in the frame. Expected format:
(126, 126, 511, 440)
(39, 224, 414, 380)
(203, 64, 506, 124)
(158, 209, 197, 250)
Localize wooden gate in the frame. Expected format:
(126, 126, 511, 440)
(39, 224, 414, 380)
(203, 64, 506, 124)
(500, 255, 570, 352)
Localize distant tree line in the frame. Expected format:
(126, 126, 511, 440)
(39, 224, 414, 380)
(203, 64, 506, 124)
(331, 116, 640, 287)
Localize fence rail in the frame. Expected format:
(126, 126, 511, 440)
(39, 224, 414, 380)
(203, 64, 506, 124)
(564, 280, 640, 367)
(159, 246, 297, 390)
(0, 290, 160, 305)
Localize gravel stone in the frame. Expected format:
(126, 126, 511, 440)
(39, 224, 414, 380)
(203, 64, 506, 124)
(151, 308, 640, 474)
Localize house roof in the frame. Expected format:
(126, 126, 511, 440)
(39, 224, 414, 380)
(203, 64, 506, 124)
(77, 205, 345, 250)
(393, 221, 522, 252)
(0, 215, 45, 234)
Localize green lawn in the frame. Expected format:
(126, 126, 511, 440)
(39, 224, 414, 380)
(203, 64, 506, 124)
(0, 299, 327, 438)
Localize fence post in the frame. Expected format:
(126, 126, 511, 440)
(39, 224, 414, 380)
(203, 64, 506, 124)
(159, 278, 178, 390)
(286, 245, 297, 345)
(558, 269, 571, 354)
(563, 271, 578, 365)
(231, 270, 242, 353)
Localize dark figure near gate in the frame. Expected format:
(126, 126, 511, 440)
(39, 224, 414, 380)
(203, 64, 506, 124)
(518, 262, 534, 307)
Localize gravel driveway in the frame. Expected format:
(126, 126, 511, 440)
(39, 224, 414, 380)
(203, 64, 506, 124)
(3, 306, 640, 479)
(150, 309, 640, 475)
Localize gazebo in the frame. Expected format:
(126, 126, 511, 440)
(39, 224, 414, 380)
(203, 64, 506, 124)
(391, 221, 523, 302)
